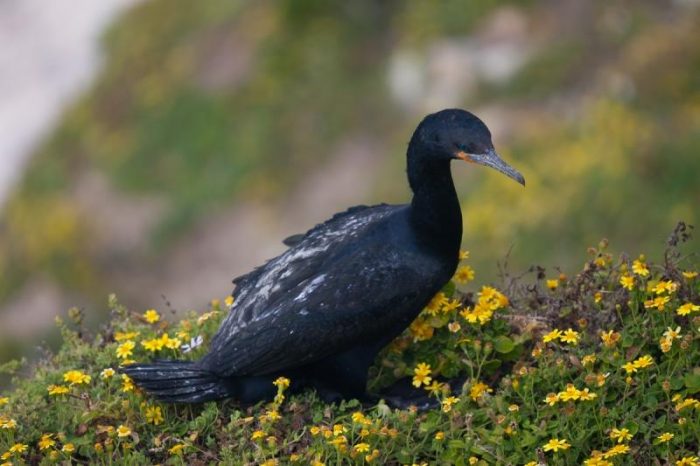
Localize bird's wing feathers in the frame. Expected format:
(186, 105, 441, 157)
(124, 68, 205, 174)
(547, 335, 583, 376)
(230, 204, 388, 300)
(208, 245, 427, 376)
(278, 206, 377, 247)
(207, 204, 430, 376)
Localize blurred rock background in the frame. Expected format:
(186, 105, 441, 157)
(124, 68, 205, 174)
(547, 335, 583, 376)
(1, 0, 699, 371)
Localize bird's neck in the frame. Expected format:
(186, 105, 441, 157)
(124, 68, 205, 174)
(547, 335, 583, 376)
(408, 156, 463, 257)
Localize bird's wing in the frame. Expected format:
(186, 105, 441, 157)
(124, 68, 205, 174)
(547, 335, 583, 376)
(231, 204, 386, 297)
(207, 239, 434, 376)
(206, 204, 436, 376)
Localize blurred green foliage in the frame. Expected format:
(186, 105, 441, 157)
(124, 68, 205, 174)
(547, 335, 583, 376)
(0, 0, 699, 362)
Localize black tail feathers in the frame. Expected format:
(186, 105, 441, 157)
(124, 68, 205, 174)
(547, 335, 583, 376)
(120, 360, 233, 403)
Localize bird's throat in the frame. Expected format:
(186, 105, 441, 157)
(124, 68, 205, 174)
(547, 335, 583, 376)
(408, 159, 463, 257)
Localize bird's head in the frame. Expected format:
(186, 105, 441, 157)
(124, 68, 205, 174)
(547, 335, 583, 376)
(411, 108, 525, 186)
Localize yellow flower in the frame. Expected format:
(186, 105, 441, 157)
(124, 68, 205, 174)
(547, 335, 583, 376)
(0, 397, 8, 406)
(609, 427, 632, 443)
(560, 328, 580, 345)
(114, 331, 139, 342)
(460, 304, 494, 325)
(682, 271, 698, 279)
(653, 280, 678, 295)
(656, 432, 674, 443)
(602, 444, 629, 458)
(121, 374, 134, 392)
(544, 393, 560, 406)
(116, 341, 135, 359)
(424, 380, 445, 396)
(197, 311, 217, 324)
(633, 354, 654, 369)
(677, 302, 700, 316)
(262, 409, 281, 422)
(542, 438, 571, 452)
(309, 426, 321, 436)
(469, 381, 492, 401)
(143, 309, 160, 324)
(224, 295, 235, 307)
(508, 404, 519, 412)
(63, 370, 91, 385)
(145, 405, 164, 425)
(251, 430, 265, 441)
(619, 274, 635, 290)
(459, 250, 470, 260)
(578, 388, 597, 401)
(62, 443, 75, 453)
(47, 385, 70, 396)
(663, 326, 682, 340)
(354, 443, 370, 453)
(447, 321, 461, 333)
(546, 279, 559, 290)
(169, 444, 185, 455)
(542, 329, 562, 343)
(644, 295, 671, 311)
(8, 443, 27, 454)
(116, 425, 131, 437)
(441, 396, 459, 413)
(442, 299, 461, 313)
(273, 377, 290, 389)
(594, 291, 603, 303)
(328, 434, 348, 447)
(479, 285, 508, 309)
(676, 457, 700, 466)
(454, 265, 475, 283)
(660, 337, 673, 353)
(434, 431, 445, 440)
(594, 256, 609, 268)
(425, 292, 448, 315)
(409, 318, 434, 341)
(101, 368, 115, 379)
(0, 417, 17, 430)
(38, 434, 56, 450)
(621, 362, 637, 374)
(632, 259, 649, 277)
(675, 397, 700, 412)
(412, 363, 432, 388)
(600, 330, 621, 348)
(558, 384, 581, 402)
(469, 457, 479, 465)
(582, 354, 597, 366)
(141, 338, 164, 352)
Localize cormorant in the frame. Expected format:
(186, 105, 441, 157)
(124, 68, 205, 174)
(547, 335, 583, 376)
(123, 109, 525, 406)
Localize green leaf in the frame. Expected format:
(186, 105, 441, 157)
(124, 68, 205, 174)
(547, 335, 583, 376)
(481, 359, 502, 373)
(643, 394, 658, 408)
(493, 336, 515, 354)
(442, 281, 456, 297)
(684, 373, 700, 392)
(670, 376, 685, 390)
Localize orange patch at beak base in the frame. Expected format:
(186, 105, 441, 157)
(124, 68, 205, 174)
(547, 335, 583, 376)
(455, 151, 474, 163)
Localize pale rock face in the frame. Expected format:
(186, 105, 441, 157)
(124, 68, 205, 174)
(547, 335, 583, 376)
(0, 0, 143, 210)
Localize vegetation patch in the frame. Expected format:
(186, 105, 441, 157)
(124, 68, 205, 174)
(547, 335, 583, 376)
(1, 224, 698, 465)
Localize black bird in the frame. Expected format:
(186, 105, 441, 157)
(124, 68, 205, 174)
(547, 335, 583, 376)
(123, 109, 524, 406)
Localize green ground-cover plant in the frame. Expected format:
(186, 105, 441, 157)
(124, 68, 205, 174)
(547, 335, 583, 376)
(1, 224, 698, 465)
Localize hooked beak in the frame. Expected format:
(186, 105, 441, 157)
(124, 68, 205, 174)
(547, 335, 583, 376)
(455, 148, 525, 186)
